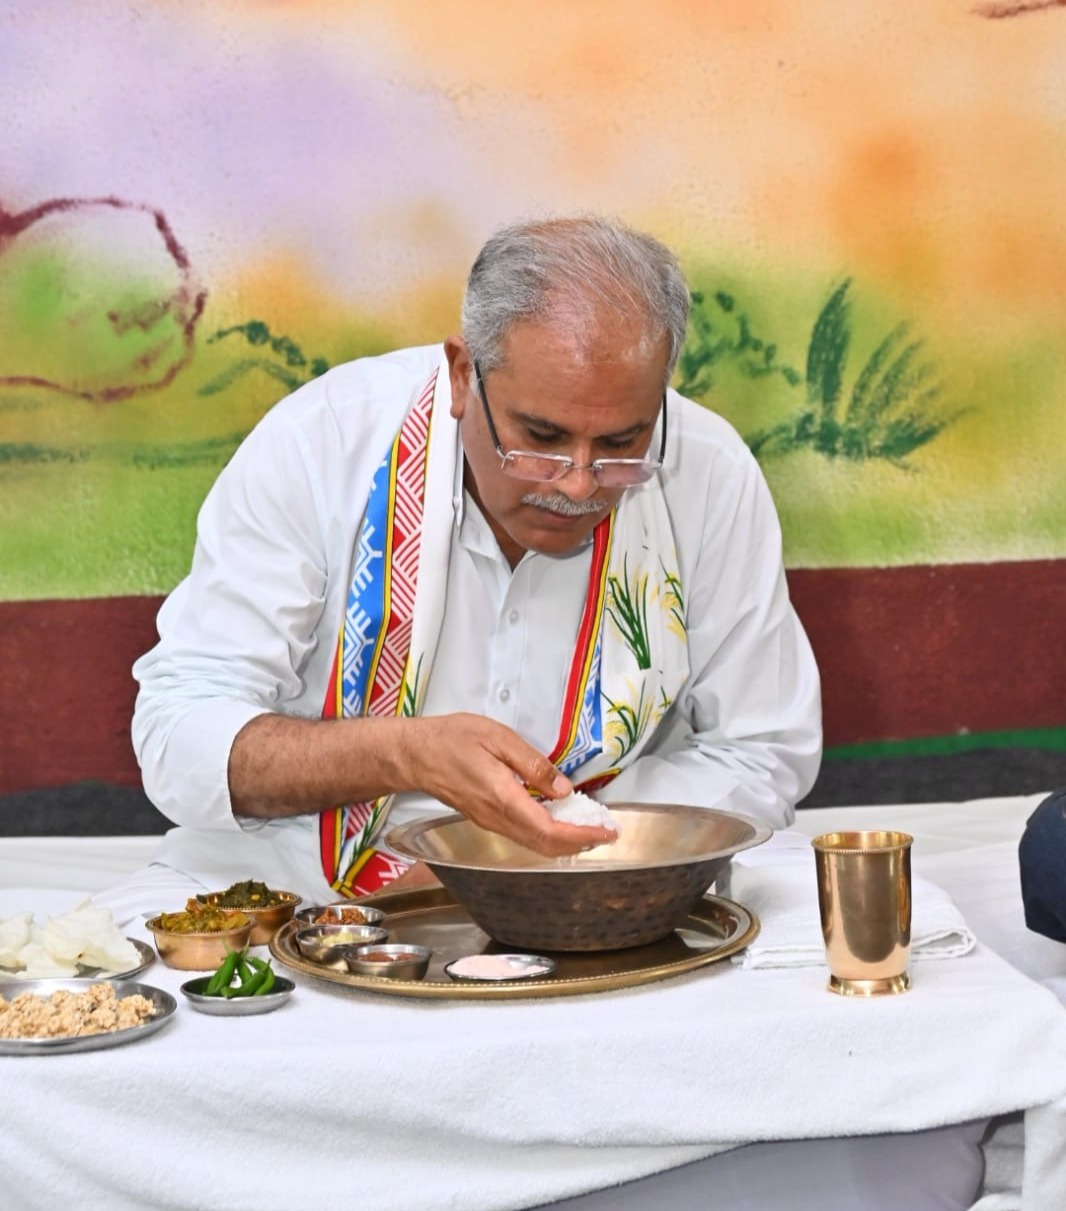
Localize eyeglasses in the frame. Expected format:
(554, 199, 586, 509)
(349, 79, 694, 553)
(472, 360, 667, 487)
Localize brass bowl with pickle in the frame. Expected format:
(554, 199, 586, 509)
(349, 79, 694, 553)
(195, 881, 301, 945)
(146, 901, 255, 971)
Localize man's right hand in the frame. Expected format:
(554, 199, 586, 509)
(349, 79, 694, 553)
(229, 711, 617, 859)
(399, 713, 617, 858)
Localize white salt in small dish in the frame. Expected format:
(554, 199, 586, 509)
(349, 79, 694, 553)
(443, 953, 557, 983)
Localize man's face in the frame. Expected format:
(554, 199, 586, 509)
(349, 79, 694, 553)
(445, 318, 668, 566)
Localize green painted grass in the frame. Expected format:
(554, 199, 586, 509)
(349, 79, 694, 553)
(678, 263, 1066, 569)
(1, 258, 1064, 598)
(0, 458, 222, 597)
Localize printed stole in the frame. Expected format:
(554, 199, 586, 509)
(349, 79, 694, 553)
(317, 374, 620, 899)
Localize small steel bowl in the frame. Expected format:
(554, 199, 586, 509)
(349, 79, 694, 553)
(145, 916, 254, 972)
(294, 903, 386, 929)
(344, 944, 432, 981)
(195, 890, 301, 946)
(293, 923, 388, 964)
(180, 975, 295, 1016)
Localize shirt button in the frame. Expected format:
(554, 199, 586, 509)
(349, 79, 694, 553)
(499, 687, 511, 703)
(508, 609, 520, 624)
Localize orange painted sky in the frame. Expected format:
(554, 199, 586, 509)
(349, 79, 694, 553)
(223, 0, 1066, 337)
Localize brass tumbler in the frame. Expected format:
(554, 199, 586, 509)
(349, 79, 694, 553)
(811, 830, 913, 997)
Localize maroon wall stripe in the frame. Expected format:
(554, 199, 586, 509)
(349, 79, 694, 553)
(787, 559, 1065, 746)
(0, 558, 1063, 795)
(0, 596, 160, 794)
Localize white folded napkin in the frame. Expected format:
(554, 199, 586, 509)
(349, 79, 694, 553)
(730, 854, 976, 970)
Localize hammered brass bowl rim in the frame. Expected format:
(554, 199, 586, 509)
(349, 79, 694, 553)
(385, 803, 773, 873)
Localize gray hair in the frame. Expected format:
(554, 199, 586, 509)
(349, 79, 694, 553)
(461, 216, 690, 386)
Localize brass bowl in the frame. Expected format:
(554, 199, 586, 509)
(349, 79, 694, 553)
(195, 890, 301, 945)
(385, 803, 771, 952)
(145, 916, 254, 971)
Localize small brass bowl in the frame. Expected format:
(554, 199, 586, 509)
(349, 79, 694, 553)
(195, 890, 301, 945)
(145, 916, 254, 972)
(293, 903, 386, 929)
(293, 924, 389, 964)
(345, 944, 432, 981)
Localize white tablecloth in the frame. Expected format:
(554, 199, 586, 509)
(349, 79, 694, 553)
(2, 792, 1066, 1211)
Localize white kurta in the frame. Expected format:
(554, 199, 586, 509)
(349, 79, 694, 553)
(130, 345, 821, 903)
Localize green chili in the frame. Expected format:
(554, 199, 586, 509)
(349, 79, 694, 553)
(202, 947, 278, 999)
(245, 956, 276, 996)
(233, 970, 267, 996)
(226, 954, 266, 997)
(204, 950, 240, 996)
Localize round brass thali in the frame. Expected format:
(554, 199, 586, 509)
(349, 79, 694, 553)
(269, 886, 759, 1000)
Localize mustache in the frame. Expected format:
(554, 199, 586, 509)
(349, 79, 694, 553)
(521, 491, 609, 517)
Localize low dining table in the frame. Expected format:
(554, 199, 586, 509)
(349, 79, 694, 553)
(3, 793, 1066, 1211)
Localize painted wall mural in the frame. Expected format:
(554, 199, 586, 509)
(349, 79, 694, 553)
(2, 1, 1063, 603)
(1, 1, 1064, 797)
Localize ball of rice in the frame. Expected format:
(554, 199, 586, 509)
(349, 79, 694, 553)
(547, 790, 620, 834)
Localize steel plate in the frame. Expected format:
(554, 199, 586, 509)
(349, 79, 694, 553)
(0, 938, 156, 983)
(0, 978, 177, 1055)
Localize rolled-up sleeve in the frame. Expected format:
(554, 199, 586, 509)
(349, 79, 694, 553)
(131, 395, 332, 832)
(131, 348, 440, 834)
